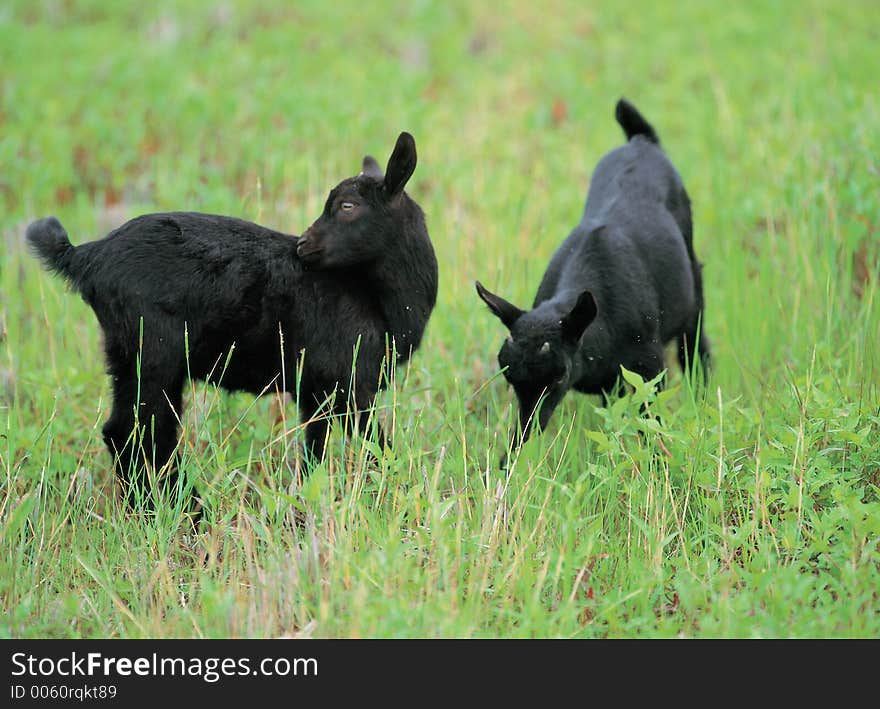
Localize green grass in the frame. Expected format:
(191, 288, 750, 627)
(1, 0, 878, 638)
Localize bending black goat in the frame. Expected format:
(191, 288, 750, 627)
(476, 99, 710, 465)
(27, 132, 438, 510)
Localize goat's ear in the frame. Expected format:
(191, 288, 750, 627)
(475, 280, 524, 329)
(361, 155, 383, 179)
(383, 132, 417, 198)
(561, 290, 597, 342)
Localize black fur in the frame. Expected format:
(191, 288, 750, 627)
(615, 97, 660, 144)
(477, 98, 710, 465)
(27, 132, 438, 511)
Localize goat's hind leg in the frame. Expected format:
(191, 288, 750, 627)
(356, 407, 390, 466)
(299, 393, 332, 470)
(138, 373, 192, 512)
(102, 372, 145, 509)
(102, 362, 188, 513)
(677, 317, 711, 387)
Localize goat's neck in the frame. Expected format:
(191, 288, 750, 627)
(371, 250, 436, 361)
(547, 290, 608, 380)
(577, 312, 616, 382)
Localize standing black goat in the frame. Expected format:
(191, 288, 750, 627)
(27, 131, 437, 510)
(476, 99, 710, 464)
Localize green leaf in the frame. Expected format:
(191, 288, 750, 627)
(2, 494, 38, 538)
(619, 365, 645, 390)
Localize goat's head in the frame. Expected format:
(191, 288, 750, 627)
(475, 281, 597, 406)
(297, 132, 417, 268)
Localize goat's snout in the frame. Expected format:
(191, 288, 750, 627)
(296, 227, 323, 264)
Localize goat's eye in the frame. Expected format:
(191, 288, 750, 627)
(340, 201, 356, 212)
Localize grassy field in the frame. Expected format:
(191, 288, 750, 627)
(1, 0, 878, 638)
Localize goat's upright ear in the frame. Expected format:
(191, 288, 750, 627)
(475, 280, 524, 329)
(561, 290, 597, 342)
(361, 155, 383, 179)
(383, 132, 417, 198)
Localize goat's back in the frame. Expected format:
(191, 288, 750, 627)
(66, 213, 295, 329)
(582, 137, 689, 235)
(537, 137, 697, 342)
(54, 212, 386, 388)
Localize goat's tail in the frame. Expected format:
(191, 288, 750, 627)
(615, 98, 659, 144)
(26, 216, 79, 282)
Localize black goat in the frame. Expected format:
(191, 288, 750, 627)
(476, 99, 710, 464)
(27, 132, 438, 511)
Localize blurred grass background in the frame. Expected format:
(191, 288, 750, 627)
(1, 0, 878, 637)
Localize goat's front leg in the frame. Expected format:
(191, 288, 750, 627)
(499, 387, 564, 470)
(358, 410, 390, 452)
(299, 397, 331, 469)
